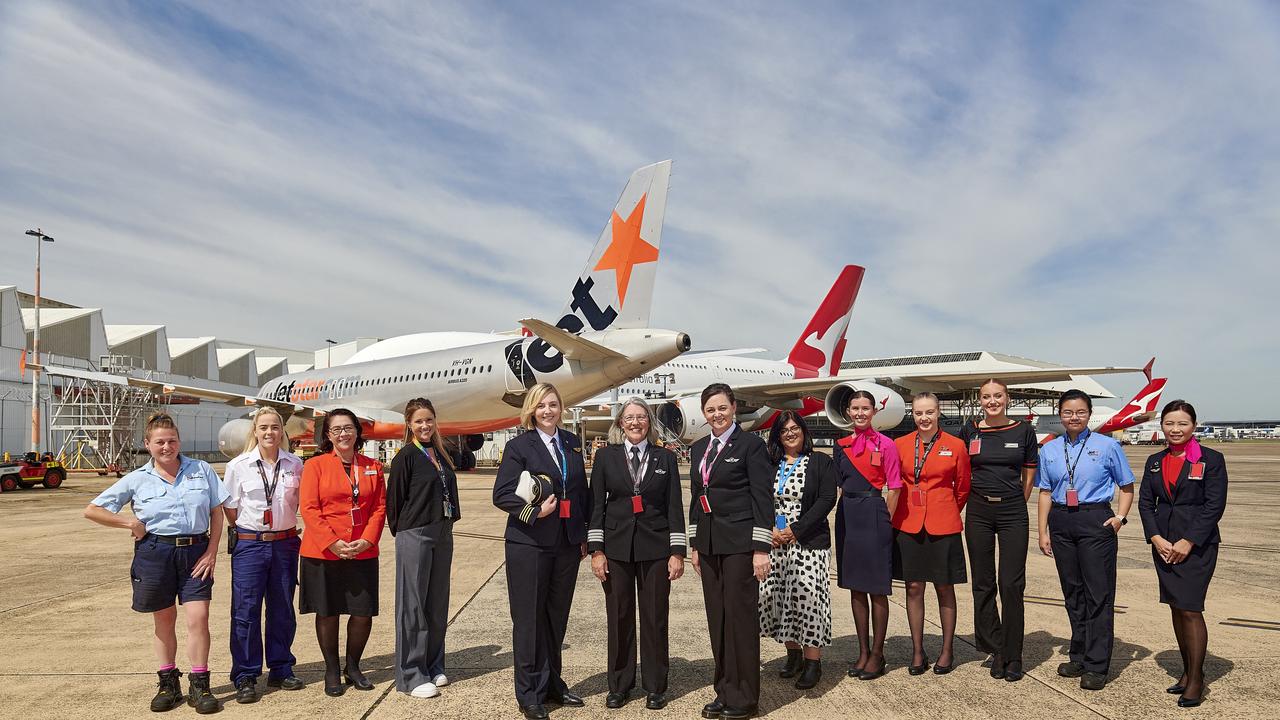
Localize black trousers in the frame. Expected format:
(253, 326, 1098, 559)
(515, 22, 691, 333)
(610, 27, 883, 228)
(699, 552, 759, 710)
(1048, 504, 1117, 674)
(602, 557, 671, 694)
(964, 495, 1028, 662)
(506, 539, 580, 707)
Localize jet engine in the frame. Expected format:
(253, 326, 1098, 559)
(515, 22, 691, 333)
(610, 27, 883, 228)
(654, 399, 705, 442)
(218, 417, 253, 459)
(823, 381, 906, 431)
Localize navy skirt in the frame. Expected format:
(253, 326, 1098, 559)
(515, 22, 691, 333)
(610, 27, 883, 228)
(835, 495, 893, 595)
(1154, 542, 1217, 612)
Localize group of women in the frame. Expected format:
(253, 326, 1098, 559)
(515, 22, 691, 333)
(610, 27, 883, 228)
(83, 378, 1227, 716)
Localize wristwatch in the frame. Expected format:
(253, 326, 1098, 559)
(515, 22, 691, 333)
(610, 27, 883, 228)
(1116, 515, 1128, 526)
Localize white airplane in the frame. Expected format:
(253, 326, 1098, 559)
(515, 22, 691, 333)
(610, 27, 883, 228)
(42, 161, 692, 456)
(1019, 372, 1168, 441)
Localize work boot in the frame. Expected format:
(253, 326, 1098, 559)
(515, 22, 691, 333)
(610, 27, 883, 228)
(150, 668, 184, 712)
(234, 677, 259, 704)
(187, 671, 221, 714)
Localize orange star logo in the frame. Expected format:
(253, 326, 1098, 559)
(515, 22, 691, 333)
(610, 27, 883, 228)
(594, 194, 658, 306)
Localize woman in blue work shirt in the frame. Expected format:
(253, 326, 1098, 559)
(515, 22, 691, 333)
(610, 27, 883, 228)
(84, 412, 229, 715)
(1035, 390, 1135, 693)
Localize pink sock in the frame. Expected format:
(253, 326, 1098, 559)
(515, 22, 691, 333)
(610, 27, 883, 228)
(192, 666, 208, 674)
(159, 664, 176, 672)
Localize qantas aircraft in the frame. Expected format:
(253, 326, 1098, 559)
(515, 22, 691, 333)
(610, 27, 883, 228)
(42, 161, 692, 456)
(1025, 370, 1168, 441)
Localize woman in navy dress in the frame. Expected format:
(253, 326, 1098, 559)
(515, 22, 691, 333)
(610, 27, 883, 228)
(1138, 400, 1227, 709)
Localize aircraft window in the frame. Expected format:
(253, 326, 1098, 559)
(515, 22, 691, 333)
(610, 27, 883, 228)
(487, 364, 492, 372)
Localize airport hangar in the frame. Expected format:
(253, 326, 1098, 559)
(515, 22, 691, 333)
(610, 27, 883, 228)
(0, 283, 1138, 471)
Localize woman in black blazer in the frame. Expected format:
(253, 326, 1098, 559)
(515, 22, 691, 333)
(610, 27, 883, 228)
(1138, 400, 1227, 709)
(759, 411, 836, 691)
(688, 383, 773, 720)
(588, 397, 685, 710)
(492, 383, 590, 720)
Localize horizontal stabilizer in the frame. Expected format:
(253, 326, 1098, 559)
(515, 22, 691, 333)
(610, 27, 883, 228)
(518, 319, 625, 362)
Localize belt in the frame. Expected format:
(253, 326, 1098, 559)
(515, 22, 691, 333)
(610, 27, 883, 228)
(977, 494, 1023, 503)
(842, 490, 882, 498)
(1051, 502, 1110, 510)
(236, 527, 299, 542)
(153, 533, 209, 547)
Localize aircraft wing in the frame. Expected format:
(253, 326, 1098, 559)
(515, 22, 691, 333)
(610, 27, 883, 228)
(518, 318, 626, 361)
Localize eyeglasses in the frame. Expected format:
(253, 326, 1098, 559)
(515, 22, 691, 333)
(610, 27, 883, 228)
(781, 427, 803, 436)
(1060, 411, 1090, 419)
(621, 415, 649, 425)
(328, 426, 357, 436)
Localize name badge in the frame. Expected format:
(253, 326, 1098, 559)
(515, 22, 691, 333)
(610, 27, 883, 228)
(364, 469, 377, 476)
(350, 506, 365, 525)
(263, 509, 274, 526)
(631, 495, 644, 514)
(1188, 462, 1205, 480)
(870, 450, 882, 467)
(700, 494, 713, 514)
(968, 438, 981, 455)
(1066, 488, 1079, 508)
(559, 499, 572, 519)
(911, 488, 926, 507)
(939, 449, 953, 457)
(1004, 442, 1020, 449)
(775, 515, 787, 530)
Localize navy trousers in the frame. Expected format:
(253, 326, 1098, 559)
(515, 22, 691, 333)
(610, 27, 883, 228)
(229, 535, 301, 683)
(1048, 504, 1117, 675)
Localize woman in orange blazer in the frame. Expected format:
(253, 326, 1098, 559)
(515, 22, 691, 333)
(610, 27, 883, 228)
(892, 393, 971, 676)
(299, 409, 387, 697)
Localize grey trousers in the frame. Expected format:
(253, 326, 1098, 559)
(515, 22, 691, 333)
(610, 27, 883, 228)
(394, 522, 454, 692)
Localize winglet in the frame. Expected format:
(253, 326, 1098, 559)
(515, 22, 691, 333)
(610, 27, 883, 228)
(1143, 357, 1155, 383)
(518, 318, 625, 362)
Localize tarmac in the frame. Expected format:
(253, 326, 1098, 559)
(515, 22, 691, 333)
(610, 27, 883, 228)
(1, 442, 1277, 719)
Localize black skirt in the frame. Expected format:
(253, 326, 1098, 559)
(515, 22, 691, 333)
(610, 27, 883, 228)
(1154, 542, 1217, 612)
(892, 530, 967, 585)
(298, 557, 379, 616)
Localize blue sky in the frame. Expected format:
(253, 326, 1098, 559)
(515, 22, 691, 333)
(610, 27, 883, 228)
(1, 1, 1277, 419)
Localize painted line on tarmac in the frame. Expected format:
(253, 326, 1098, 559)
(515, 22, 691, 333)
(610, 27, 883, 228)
(1220, 618, 1280, 632)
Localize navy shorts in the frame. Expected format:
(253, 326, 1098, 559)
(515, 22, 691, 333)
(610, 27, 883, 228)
(130, 534, 214, 613)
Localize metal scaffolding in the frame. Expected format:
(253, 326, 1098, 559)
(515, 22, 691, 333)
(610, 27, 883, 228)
(50, 355, 157, 474)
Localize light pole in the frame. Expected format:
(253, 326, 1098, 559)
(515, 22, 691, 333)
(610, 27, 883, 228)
(25, 228, 54, 454)
(325, 339, 337, 368)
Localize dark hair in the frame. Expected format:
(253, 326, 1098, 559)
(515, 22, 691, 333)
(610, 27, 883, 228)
(701, 383, 736, 410)
(318, 408, 365, 453)
(766, 411, 813, 463)
(1057, 389, 1093, 413)
(403, 397, 455, 469)
(1160, 399, 1197, 425)
(845, 389, 876, 409)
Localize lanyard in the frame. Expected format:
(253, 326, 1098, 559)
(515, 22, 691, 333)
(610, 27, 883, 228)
(341, 456, 360, 506)
(550, 436, 568, 487)
(776, 457, 801, 495)
(414, 439, 454, 506)
(1062, 435, 1090, 490)
(700, 438, 722, 488)
(626, 445, 648, 493)
(913, 432, 941, 485)
(254, 458, 282, 507)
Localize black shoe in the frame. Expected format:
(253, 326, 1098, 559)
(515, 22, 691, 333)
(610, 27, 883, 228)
(1004, 661, 1024, 682)
(605, 692, 628, 709)
(1177, 695, 1203, 708)
(796, 658, 822, 689)
(548, 690, 584, 707)
(343, 665, 374, 691)
(990, 654, 1005, 679)
(234, 678, 259, 704)
(721, 707, 754, 719)
(779, 648, 803, 678)
(520, 704, 549, 719)
(150, 668, 184, 712)
(1167, 680, 1187, 694)
(981, 653, 995, 669)
(186, 671, 221, 715)
(324, 667, 345, 697)
(646, 693, 666, 710)
(858, 658, 886, 681)
(702, 700, 725, 719)
(267, 675, 306, 690)
(932, 661, 955, 675)
(908, 656, 931, 676)
(1057, 661, 1086, 678)
(1080, 672, 1108, 691)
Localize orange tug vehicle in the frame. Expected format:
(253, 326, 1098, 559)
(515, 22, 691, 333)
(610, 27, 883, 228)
(0, 452, 66, 492)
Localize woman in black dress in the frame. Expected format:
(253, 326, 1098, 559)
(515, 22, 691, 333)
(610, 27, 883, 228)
(1138, 400, 1227, 708)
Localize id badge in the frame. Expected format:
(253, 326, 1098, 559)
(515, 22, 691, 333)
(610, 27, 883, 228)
(559, 499, 572, 519)
(444, 501, 455, 518)
(700, 494, 712, 514)
(350, 506, 365, 525)
(912, 488, 926, 507)
(775, 515, 787, 531)
(1188, 462, 1205, 480)
(1066, 488, 1079, 508)
(263, 508, 274, 527)
(870, 450, 882, 467)
(631, 495, 644, 514)
(968, 437, 982, 455)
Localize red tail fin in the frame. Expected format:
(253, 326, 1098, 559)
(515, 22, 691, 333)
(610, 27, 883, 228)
(787, 265, 864, 379)
(1094, 377, 1168, 434)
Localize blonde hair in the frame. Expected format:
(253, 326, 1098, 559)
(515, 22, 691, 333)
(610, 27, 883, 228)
(520, 383, 562, 431)
(243, 406, 291, 455)
(911, 391, 941, 408)
(607, 397, 660, 445)
(402, 397, 455, 469)
(144, 412, 179, 440)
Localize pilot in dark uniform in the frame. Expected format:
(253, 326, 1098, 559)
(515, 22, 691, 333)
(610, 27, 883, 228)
(587, 398, 686, 710)
(687, 384, 773, 720)
(492, 383, 590, 720)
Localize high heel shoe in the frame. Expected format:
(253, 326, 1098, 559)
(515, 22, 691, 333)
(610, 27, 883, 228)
(857, 657, 886, 681)
(908, 656, 931, 676)
(343, 664, 374, 691)
(324, 668, 346, 697)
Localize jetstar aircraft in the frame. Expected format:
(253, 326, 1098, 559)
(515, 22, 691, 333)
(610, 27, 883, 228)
(41, 161, 691, 457)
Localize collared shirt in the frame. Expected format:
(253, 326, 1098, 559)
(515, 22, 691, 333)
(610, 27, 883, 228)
(623, 439, 649, 456)
(92, 456, 228, 535)
(222, 447, 304, 531)
(710, 423, 737, 448)
(1035, 429, 1135, 504)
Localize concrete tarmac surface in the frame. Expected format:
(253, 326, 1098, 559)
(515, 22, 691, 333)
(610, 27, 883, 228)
(2, 443, 1277, 719)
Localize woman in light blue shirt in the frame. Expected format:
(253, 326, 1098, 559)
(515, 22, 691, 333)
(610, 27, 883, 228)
(85, 412, 228, 715)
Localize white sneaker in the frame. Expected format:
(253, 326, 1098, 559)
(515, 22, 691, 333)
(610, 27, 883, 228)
(410, 682, 440, 698)
(432, 674, 449, 687)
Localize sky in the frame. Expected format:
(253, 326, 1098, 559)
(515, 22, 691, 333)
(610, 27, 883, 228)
(1, 1, 1277, 419)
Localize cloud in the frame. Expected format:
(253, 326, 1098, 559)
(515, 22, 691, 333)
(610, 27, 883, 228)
(0, 0, 1276, 418)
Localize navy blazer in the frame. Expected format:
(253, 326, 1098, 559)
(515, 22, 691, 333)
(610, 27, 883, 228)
(688, 426, 774, 555)
(587, 444, 686, 562)
(493, 427, 589, 547)
(1138, 446, 1227, 548)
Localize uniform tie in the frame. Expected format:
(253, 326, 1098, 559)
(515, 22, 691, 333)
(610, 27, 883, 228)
(630, 445, 642, 475)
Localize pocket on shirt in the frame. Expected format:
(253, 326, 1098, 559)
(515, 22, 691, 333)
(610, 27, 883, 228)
(179, 482, 211, 515)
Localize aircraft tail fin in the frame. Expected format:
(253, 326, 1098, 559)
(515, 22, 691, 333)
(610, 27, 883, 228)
(1094, 376, 1168, 435)
(553, 160, 672, 333)
(786, 265, 865, 379)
